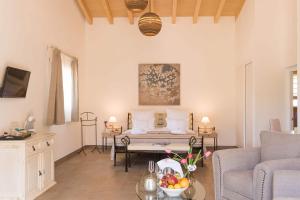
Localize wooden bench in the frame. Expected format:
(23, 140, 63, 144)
(119, 135, 203, 172)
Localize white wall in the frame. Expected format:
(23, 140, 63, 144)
(235, 0, 255, 147)
(82, 17, 237, 146)
(0, 0, 85, 160)
(236, 0, 297, 146)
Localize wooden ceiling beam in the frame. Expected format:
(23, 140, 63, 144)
(172, 0, 178, 24)
(214, 0, 226, 23)
(101, 0, 113, 24)
(76, 0, 93, 24)
(127, 11, 134, 24)
(193, 0, 202, 24)
(235, 0, 245, 21)
(150, 0, 154, 12)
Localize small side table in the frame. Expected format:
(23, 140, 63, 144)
(198, 131, 218, 151)
(102, 128, 122, 151)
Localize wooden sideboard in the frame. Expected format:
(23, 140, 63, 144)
(0, 133, 56, 200)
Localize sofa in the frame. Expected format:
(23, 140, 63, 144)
(213, 131, 300, 200)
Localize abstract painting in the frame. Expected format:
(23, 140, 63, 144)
(139, 64, 180, 105)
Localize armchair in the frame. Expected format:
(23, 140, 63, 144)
(273, 170, 300, 200)
(213, 131, 300, 200)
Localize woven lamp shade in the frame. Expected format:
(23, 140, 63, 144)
(138, 12, 162, 36)
(125, 0, 148, 13)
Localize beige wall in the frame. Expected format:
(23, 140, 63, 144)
(0, 0, 85, 160)
(236, 0, 297, 146)
(82, 17, 237, 146)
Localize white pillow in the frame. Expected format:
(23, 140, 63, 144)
(166, 109, 189, 120)
(131, 110, 155, 130)
(167, 118, 188, 132)
(132, 118, 155, 131)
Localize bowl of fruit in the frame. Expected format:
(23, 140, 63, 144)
(159, 174, 190, 197)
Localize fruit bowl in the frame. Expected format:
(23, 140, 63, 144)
(160, 186, 188, 197)
(159, 174, 190, 197)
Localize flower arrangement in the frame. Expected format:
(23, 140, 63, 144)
(165, 148, 212, 177)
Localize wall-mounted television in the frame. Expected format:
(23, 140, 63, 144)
(0, 66, 31, 98)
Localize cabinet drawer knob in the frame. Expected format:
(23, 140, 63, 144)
(39, 171, 42, 176)
(46, 142, 50, 146)
(32, 146, 36, 151)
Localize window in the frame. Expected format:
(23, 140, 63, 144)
(61, 54, 73, 123)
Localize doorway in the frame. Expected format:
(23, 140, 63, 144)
(244, 62, 254, 148)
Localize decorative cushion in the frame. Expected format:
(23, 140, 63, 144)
(131, 111, 155, 130)
(260, 131, 300, 162)
(223, 170, 253, 200)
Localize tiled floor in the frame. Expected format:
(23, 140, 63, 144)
(37, 149, 215, 200)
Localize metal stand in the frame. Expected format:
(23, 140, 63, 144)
(80, 112, 101, 155)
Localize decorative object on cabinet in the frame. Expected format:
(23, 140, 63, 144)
(139, 64, 180, 105)
(24, 115, 36, 132)
(80, 112, 101, 154)
(0, 133, 55, 200)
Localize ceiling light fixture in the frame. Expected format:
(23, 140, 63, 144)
(138, 0, 162, 36)
(125, 0, 148, 13)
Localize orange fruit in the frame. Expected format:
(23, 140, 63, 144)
(174, 184, 181, 189)
(180, 178, 189, 188)
(168, 185, 174, 189)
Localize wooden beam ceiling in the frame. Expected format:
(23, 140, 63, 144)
(127, 10, 134, 24)
(172, 0, 177, 24)
(214, 0, 227, 23)
(193, 0, 202, 24)
(76, 0, 93, 24)
(77, 0, 246, 25)
(101, 0, 113, 24)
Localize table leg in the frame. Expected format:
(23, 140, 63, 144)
(201, 137, 204, 167)
(214, 138, 216, 151)
(125, 148, 128, 172)
(102, 136, 104, 152)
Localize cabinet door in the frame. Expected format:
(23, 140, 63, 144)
(42, 148, 54, 189)
(26, 154, 41, 199)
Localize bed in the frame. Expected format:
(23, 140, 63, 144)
(112, 112, 204, 172)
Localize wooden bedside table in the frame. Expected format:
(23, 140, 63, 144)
(102, 127, 122, 151)
(198, 127, 218, 151)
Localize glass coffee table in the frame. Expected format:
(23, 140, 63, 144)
(136, 179, 206, 200)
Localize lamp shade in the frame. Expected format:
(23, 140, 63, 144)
(201, 116, 210, 124)
(125, 0, 148, 13)
(108, 116, 117, 123)
(138, 12, 162, 36)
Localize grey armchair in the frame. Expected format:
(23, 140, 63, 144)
(273, 170, 300, 200)
(213, 131, 300, 200)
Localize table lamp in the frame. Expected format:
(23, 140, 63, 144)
(108, 116, 117, 132)
(201, 116, 210, 133)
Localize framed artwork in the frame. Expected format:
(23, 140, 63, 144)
(139, 63, 180, 105)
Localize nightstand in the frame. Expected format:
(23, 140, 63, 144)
(102, 127, 122, 151)
(198, 127, 218, 151)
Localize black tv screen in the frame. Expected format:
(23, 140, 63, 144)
(0, 67, 31, 98)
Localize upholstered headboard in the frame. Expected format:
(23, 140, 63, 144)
(127, 112, 194, 130)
